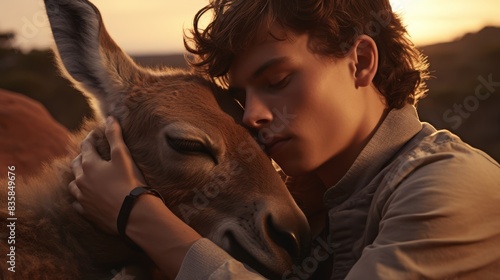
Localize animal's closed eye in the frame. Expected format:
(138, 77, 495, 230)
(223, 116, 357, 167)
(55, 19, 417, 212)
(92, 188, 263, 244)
(166, 137, 218, 164)
(167, 137, 207, 153)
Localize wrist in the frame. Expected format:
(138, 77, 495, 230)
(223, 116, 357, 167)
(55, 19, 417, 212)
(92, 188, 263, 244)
(126, 194, 202, 278)
(117, 186, 165, 250)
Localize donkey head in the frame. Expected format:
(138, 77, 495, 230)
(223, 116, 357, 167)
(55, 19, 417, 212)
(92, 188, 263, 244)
(44, 0, 310, 277)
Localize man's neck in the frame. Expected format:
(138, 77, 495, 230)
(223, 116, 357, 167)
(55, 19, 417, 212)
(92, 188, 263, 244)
(315, 86, 389, 188)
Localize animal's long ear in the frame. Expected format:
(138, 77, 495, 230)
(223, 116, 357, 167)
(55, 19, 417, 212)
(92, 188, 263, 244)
(44, 0, 142, 119)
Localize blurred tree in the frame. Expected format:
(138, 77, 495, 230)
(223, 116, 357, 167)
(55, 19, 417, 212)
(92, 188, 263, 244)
(0, 31, 15, 49)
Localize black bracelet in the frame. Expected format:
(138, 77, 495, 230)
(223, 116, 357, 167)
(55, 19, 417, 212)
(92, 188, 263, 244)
(117, 186, 165, 251)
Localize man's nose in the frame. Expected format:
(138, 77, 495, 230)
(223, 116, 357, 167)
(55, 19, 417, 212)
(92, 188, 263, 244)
(242, 92, 272, 129)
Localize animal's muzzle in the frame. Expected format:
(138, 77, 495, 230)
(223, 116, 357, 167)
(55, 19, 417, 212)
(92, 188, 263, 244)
(265, 210, 312, 264)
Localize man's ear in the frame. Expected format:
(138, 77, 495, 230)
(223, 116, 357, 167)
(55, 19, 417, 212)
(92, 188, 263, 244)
(351, 35, 378, 88)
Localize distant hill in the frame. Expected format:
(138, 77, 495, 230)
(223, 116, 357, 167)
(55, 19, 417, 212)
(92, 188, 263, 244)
(1, 26, 499, 161)
(0, 48, 91, 130)
(0, 51, 189, 130)
(418, 26, 500, 161)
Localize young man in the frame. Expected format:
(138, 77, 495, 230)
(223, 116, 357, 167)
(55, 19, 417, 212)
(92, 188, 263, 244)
(70, 0, 500, 279)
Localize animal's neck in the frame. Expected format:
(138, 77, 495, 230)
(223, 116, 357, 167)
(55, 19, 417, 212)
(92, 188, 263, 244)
(64, 166, 140, 262)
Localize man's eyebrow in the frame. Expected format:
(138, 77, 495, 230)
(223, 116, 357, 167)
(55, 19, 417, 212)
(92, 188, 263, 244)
(252, 56, 289, 79)
(228, 56, 290, 93)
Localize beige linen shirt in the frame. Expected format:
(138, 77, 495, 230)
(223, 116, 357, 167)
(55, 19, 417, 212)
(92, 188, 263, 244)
(177, 105, 500, 280)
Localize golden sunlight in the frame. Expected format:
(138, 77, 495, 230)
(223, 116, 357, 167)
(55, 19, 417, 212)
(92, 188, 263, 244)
(391, 0, 500, 46)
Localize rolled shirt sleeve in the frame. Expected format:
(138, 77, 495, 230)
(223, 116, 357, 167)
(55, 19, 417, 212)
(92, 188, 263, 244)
(176, 238, 268, 280)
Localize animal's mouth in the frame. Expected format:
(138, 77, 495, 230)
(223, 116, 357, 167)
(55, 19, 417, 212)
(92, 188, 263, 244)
(225, 231, 283, 279)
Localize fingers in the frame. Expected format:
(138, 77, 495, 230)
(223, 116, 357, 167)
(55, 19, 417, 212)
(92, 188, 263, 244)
(105, 116, 132, 161)
(68, 180, 81, 199)
(71, 154, 83, 178)
(72, 201, 85, 215)
(68, 180, 81, 200)
(80, 131, 101, 164)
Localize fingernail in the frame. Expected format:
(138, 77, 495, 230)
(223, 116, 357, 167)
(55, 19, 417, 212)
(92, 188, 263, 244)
(106, 116, 113, 125)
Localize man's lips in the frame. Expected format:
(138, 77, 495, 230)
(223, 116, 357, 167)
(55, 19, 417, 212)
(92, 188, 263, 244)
(264, 137, 291, 155)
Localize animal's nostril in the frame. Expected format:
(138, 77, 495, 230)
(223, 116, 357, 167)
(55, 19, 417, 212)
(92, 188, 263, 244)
(266, 214, 307, 264)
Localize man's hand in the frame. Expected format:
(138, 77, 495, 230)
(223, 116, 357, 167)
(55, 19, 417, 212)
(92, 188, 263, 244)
(68, 116, 146, 234)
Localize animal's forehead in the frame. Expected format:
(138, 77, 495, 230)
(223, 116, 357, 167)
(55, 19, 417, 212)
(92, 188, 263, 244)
(122, 72, 244, 127)
(123, 79, 224, 122)
(128, 76, 217, 105)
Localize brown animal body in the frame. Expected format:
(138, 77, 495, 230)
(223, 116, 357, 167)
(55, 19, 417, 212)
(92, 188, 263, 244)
(0, 0, 310, 279)
(0, 89, 71, 177)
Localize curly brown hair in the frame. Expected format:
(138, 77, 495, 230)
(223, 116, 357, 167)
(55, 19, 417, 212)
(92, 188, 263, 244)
(184, 0, 430, 108)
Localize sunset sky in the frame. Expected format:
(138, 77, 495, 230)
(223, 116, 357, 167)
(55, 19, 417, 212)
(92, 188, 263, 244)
(1, 0, 500, 55)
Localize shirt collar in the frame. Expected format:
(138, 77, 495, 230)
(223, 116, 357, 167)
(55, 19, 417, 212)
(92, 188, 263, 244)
(324, 104, 423, 205)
